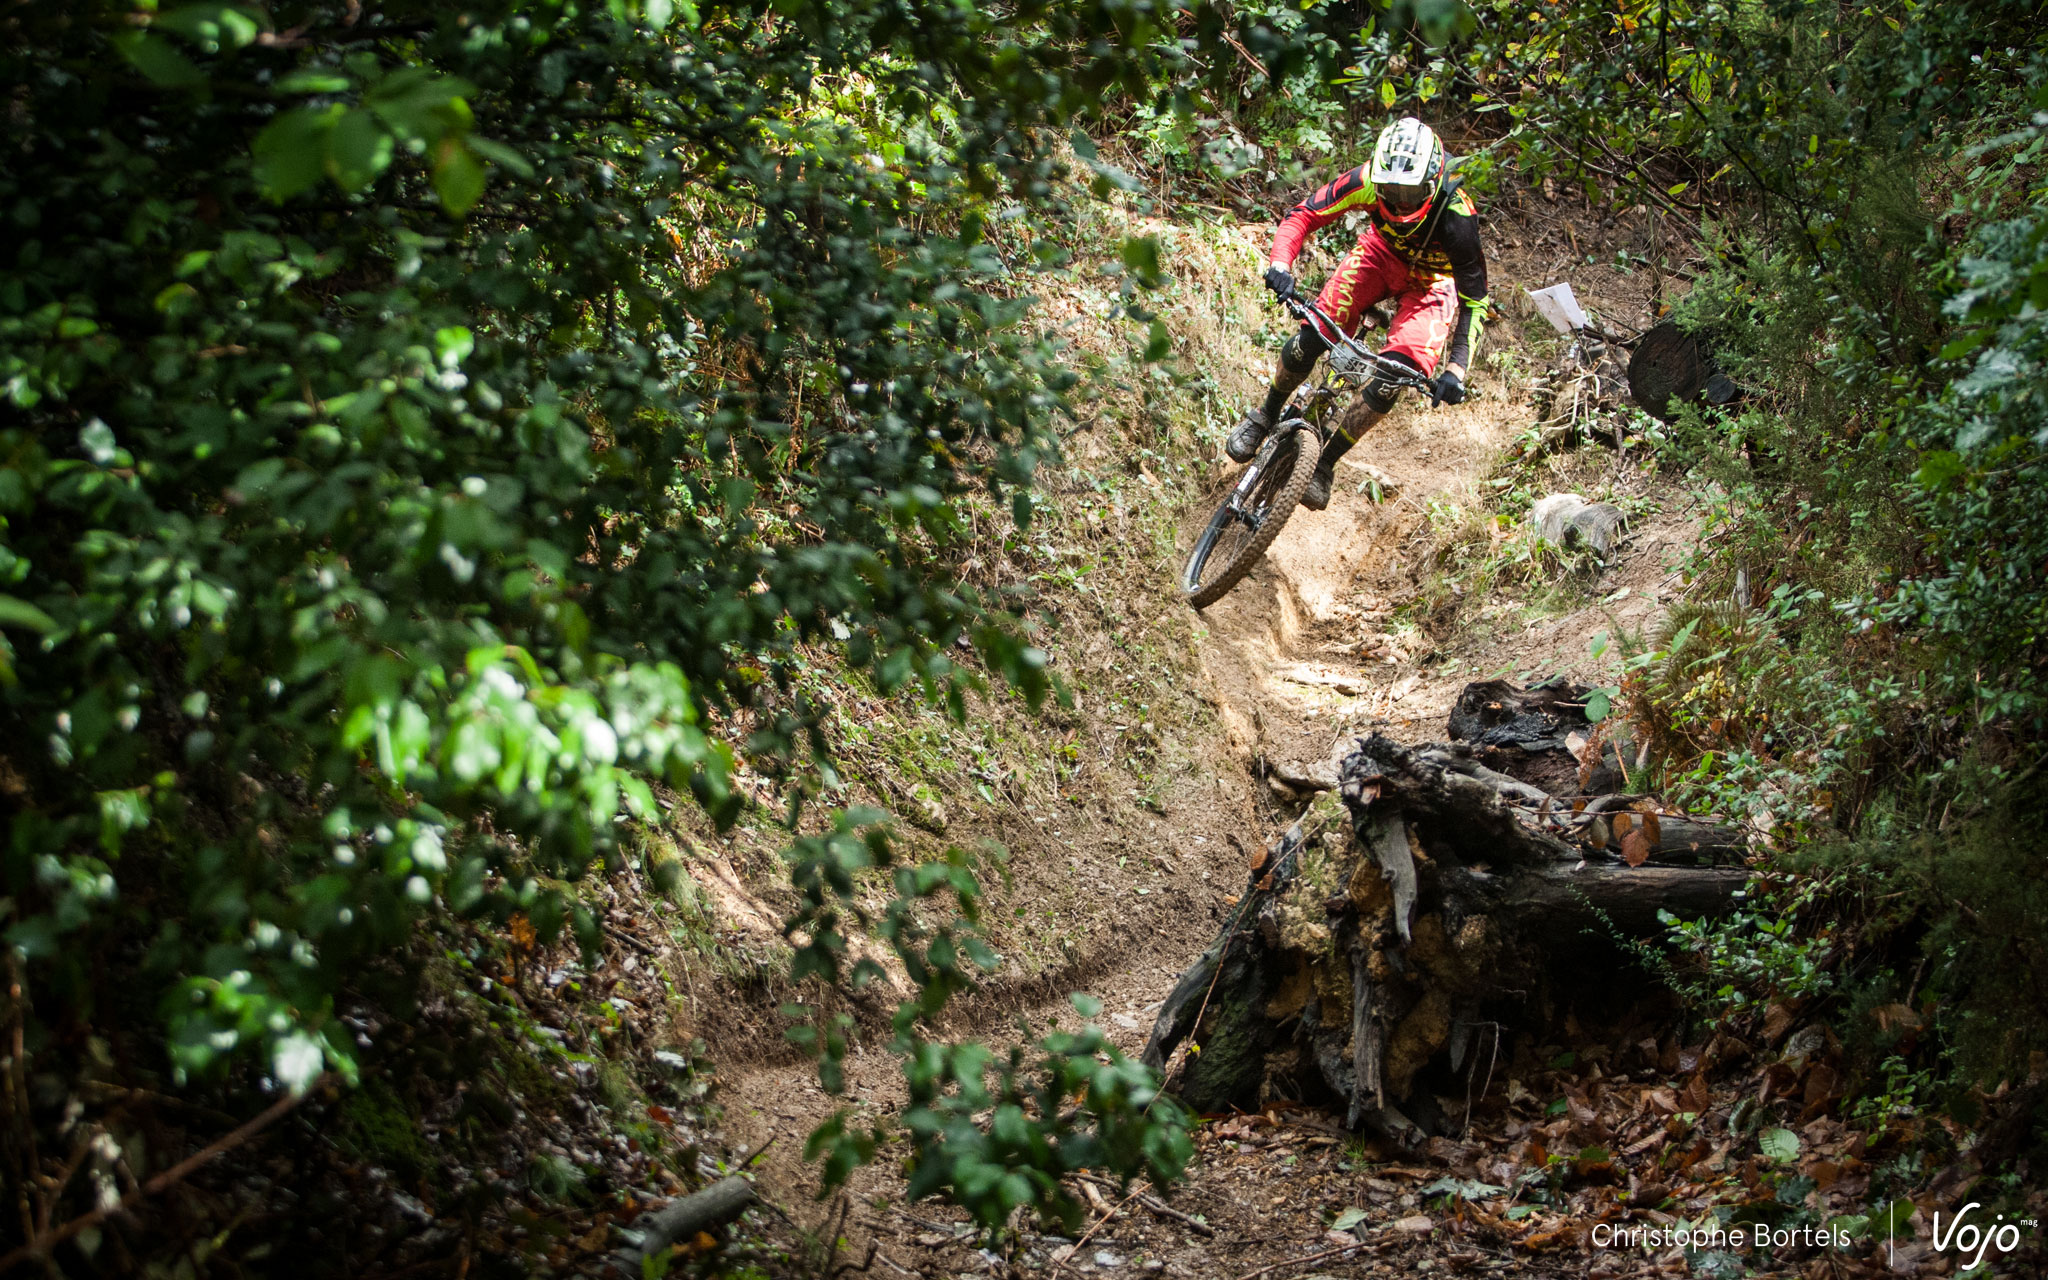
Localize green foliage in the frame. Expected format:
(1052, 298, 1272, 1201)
(892, 1003, 1192, 1235)
(782, 818, 1191, 1232)
(1441, 0, 2046, 1122)
(1659, 881, 1836, 1013)
(1, 0, 1199, 1214)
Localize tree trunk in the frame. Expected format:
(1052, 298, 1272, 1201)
(1144, 732, 1747, 1139)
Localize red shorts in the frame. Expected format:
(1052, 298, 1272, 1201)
(1313, 227, 1457, 374)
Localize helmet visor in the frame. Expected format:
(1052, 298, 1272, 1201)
(1379, 181, 1430, 214)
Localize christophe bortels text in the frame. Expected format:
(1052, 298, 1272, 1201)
(1590, 1222, 1852, 1251)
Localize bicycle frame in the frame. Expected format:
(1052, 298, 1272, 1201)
(1283, 292, 1438, 400)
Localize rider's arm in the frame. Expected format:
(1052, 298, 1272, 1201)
(1270, 165, 1375, 270)
(1438, 196, 1490, 375)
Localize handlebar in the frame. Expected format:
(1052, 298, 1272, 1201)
(1279, 290, 1438, 395)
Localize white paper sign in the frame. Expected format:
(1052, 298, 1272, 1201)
(1525, 282, 1590, 334)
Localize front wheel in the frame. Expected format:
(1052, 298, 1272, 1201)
(1181, 424, 1317, 609)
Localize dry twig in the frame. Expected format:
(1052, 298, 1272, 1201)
(1073, 1172, 1216, 1237)
(1049, 1187, 1142, 1277)
(0, 1077, 325, 1273)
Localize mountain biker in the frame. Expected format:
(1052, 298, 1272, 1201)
(1228, 117, 1491, 511)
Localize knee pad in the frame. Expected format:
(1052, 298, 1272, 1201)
(1362, 376, 1400, 414)
(1280, 324, 1328, 376)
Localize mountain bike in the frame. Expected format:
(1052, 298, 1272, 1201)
(1180, 292, 1438, 609)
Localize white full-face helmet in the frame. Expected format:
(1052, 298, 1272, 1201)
(1369, 117, 1447, 226)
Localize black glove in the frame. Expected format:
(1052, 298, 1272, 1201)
(1432, 367, 1466, 406)
(1263, 265, 1294, 298)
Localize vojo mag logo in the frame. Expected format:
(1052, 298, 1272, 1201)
(1897, 1201, 2037, 1271)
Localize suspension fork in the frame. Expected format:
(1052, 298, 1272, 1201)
(1226, 418, 1320, 525)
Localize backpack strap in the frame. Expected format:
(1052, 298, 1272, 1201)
(1414, 171, 1464, 249)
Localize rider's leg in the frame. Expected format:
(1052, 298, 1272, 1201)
(1380, 274, 1459, 375)
(1302, 372, 1402, 510)
(1229, 324, 1327, 461)
(1303, 274, 1457, 510)
(1264, 324, 1328, 420)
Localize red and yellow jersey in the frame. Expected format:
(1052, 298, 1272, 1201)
(1270, 164, 1490, 369)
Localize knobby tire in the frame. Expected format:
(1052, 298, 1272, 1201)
(1182, 426, 1316, 609)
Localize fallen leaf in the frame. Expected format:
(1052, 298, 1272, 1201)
(1620, 825, 1650, 867)
(1761, 1003, 1797, 1045)
(1759, 1127, 1801, 1164)
(1682, 1074, 1710, 1113)
(681, 1230, 719, 1257)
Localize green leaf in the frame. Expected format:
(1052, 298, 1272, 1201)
(112, 32, 207, 89)
(1938, 329, 1990, 360)
(253, 105, 343, 202)
(80, 417, 120, 465)
(272, 1031, 325, 1094)
(276, 70, 353, 94)
(5, 916, 62, 961)
(1876, 1199, 1915, 1236)
(365, 69, 477, 140)
(1119, 234, 1162, 287)
(432, 141, 488, 215)
(1380, 80, 1396, 108)
(1584, 688, 1613, 722)
(434, 326, 476, 366)
(0, 595, 56, 634)
(465, 136, 535, 180)
(1069, 992, 1103, 1018)
(1915, 450, 1965, 489)
(1758, 1126, 1800, 1163)
(155, 4, 266, 52)
(325, 109, 394, 192)
(1144, 317, 1172, 362)
(1331, 1207, 1370, 1231)
(98, 786, 152, 853)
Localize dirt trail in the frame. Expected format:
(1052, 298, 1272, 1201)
(714, 203, 1693, 1277)
(1192, 393, 1514, 785)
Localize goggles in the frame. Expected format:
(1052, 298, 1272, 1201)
(1378, 181, 1431, 215)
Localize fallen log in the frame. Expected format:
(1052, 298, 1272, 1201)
(1145, 733, 1747, 1139)
(611, 1175, 754, 1273)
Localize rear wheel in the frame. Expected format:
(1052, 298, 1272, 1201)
(1181, 424, 1317, 609)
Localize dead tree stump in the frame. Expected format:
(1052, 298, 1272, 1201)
(1144, 732, 1747, 1139)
